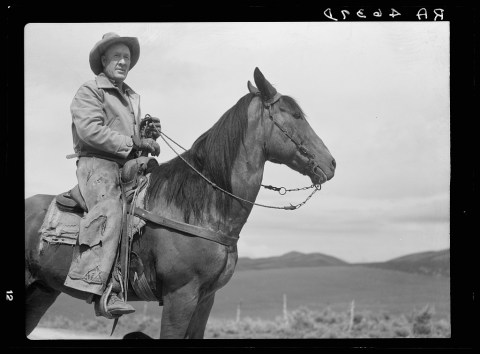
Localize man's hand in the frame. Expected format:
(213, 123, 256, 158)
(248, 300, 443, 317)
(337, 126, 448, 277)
(140, 115, 161, 140)
(132, 136, 160, 156)
(147, 116, 161, 140)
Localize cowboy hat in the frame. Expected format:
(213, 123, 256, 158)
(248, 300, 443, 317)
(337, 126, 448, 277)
(89, 32, 140, 75)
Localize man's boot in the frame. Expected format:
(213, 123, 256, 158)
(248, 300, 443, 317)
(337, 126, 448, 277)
(107, 267, 135, 316)
(95, 266, 135, 317)
(106, 292, 135, 316)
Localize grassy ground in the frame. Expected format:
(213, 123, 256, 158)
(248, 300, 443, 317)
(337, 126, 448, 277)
(205, 304, 450, 338)
(37, 303, 450, 339)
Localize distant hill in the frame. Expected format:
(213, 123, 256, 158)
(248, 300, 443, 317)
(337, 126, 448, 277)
(236, 251, 348, 271)
(236, 249, 450, 277)
(359, 249, 450, 278)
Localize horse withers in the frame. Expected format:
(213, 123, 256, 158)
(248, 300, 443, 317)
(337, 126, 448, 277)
(25, 67, 335, 338)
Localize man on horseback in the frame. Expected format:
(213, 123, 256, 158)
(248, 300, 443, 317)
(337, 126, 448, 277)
(64, 33, 161, 317)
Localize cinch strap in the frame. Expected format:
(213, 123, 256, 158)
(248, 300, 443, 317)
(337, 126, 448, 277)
(132, 207, 239, 247)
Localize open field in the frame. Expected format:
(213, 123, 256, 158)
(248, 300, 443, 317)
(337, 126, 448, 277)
(211, 265, 449, 320)
(34, 264, 450, 339)
(41, 265, 450, 322)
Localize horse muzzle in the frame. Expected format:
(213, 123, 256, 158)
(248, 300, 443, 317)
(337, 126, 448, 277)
(304, 160, 335, 185)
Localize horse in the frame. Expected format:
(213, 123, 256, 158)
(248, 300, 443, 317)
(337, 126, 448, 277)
(25, 67, 336, 339)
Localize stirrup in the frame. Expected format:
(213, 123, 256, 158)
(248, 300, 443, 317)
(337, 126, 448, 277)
(94, 283, 119, 319)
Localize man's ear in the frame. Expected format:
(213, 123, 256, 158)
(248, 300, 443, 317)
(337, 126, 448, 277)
(101, 55, 106, 69)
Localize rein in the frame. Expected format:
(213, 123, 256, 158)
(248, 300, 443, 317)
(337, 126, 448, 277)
(145, 95, 322, 211)
(160, 132, 319, 210)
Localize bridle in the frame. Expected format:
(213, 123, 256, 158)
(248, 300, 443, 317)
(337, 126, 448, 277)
(148, 93, 325, 210)
(261, 92, 329, 184)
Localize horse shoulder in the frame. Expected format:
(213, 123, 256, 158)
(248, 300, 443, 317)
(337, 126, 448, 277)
(143, 226, 236, 294)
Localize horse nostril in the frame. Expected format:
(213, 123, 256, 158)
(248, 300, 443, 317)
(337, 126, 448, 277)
(332, 159, 336, 169)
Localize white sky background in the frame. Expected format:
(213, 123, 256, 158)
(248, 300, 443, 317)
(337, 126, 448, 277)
(24, 22, 450, 263)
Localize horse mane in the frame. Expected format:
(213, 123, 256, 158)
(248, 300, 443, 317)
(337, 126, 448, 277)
(146, 92, 257, 222)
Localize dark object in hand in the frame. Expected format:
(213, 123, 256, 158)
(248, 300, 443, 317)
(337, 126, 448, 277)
(140, 114, 161, 140)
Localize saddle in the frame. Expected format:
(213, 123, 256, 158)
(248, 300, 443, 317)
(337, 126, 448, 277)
(55, 185, 87, 212)
(55, 156, 153, 213)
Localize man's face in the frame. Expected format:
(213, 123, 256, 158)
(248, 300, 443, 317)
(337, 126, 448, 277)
(101, 43, 131, 83)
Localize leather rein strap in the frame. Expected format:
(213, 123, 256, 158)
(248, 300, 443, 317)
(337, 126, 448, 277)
(132, 207, 239, 247)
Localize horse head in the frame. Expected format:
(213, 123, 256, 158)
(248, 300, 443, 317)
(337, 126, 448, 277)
(249, 67, 335, 186)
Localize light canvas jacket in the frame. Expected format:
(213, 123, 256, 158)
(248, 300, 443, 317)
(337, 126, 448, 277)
(71, 73, 141, 165)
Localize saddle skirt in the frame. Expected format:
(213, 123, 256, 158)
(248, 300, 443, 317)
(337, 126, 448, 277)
(40, 174, 160, 303)
(39, 174, 151, 247)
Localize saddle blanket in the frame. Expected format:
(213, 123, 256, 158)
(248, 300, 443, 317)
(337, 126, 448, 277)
(39, 175, 150, 246)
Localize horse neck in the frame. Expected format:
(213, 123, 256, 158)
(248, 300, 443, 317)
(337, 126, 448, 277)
(224, 105, 267, 235)
(144, 97, 268, 238)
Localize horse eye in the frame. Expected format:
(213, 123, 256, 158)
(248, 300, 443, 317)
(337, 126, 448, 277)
(293, 112, 301, 119)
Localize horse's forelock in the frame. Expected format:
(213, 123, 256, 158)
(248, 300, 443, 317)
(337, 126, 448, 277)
(280, 95, 307, 119)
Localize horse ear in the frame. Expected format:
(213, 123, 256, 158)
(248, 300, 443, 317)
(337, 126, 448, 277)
(247, 80, 259, 94)
(253, 67, 277, 100)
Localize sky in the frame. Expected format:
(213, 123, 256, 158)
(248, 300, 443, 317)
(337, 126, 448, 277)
(24, 22, 450, 263)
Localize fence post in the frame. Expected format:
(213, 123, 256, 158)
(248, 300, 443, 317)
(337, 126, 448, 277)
(283, 293, 289, 324)
(348, 300, 355, 332)
(143, 302, 148, 319)
(236, 301, 242, 323)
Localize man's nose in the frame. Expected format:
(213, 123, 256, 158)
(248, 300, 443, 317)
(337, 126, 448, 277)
(118, 58, 128, 66)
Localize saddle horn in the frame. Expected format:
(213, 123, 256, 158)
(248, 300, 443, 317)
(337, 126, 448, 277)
(253, 67, 278, 101)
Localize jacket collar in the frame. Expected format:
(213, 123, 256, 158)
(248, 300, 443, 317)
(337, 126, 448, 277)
(96, 73, 137, 95)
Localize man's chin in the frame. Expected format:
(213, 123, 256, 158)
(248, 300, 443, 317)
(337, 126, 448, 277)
(114, 71, 127, 80)
(113, 75, 127, 84)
